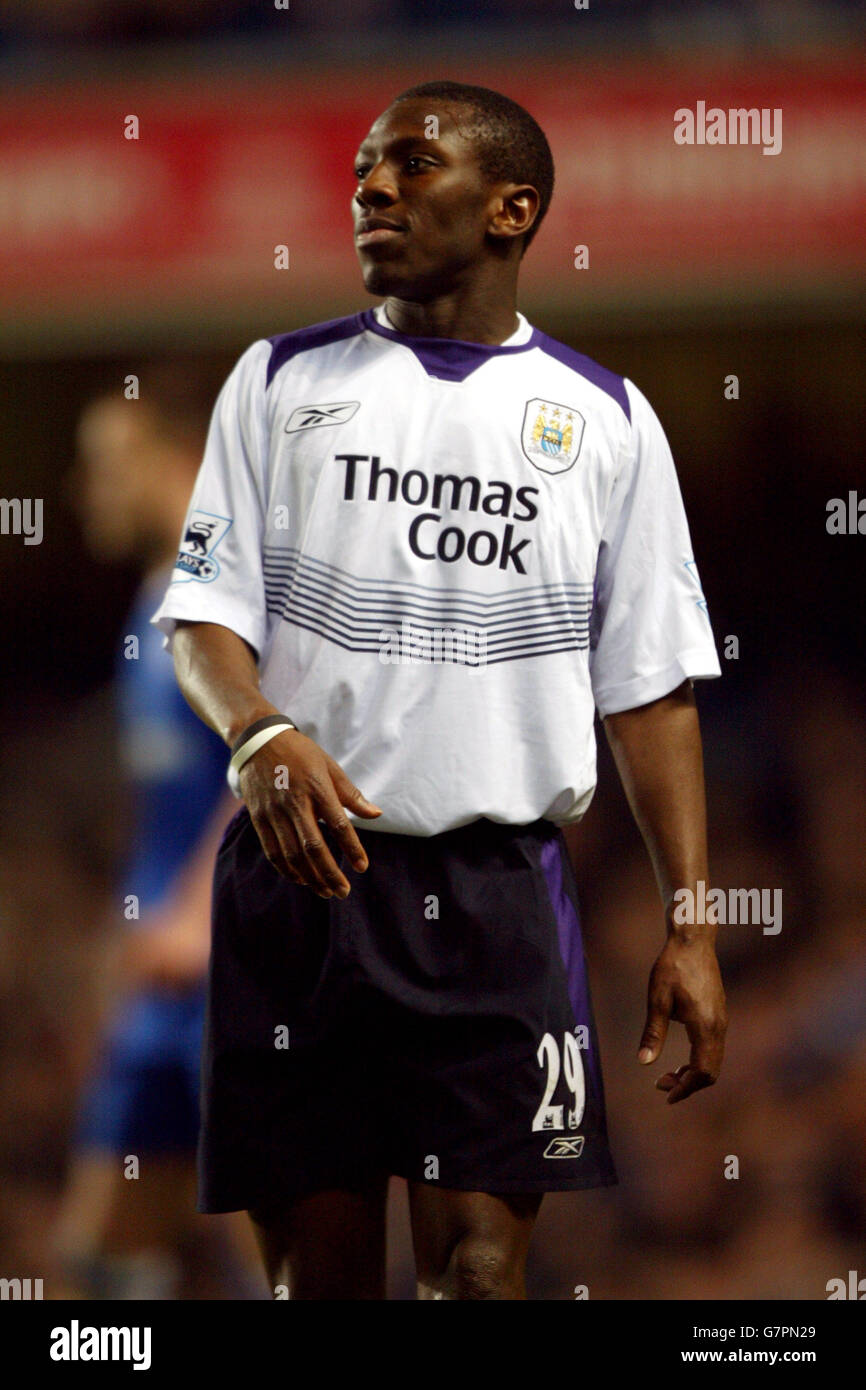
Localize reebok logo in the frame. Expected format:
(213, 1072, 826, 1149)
(285, 402, 360, 432)
(543, 1136, 585, 1159)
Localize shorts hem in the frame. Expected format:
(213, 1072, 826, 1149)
(388, 1166, 619, 1195)
(197, 1164, 618, 1212)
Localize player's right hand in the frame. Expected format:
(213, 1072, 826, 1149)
(238, 728, 382, 898)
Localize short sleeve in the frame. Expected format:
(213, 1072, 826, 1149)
(151, 339, 271, 658)
(589, 379, 721, 717)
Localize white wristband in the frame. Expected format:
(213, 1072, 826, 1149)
(229, 721, 296, 778)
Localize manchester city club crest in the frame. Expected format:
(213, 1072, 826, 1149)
(521, 398, 585, 474)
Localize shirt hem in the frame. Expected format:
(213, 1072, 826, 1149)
(592, 651, 722, 718)
(150, 598, 264, 661)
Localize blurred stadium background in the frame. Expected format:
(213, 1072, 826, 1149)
(1, 0, 864, 1299)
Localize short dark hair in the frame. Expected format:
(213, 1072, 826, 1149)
(391, 80, 555, 253)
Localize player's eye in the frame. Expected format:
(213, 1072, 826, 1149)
(354, 164, 370, 181)
(405, 156, 434, 172)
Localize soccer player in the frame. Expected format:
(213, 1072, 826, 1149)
(153, 81, 727, 1300)
(53, 384, 252, 1299)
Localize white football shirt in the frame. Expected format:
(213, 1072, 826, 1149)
(152, 307, 721, 836)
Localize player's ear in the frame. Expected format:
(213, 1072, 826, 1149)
(487, 183, 539, 246)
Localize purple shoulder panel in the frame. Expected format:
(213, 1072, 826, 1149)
(534, 333, 631, 423)
(266, 314, 367, 388)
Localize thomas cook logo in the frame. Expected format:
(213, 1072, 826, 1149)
(285, 402, 360, 433)
(543, 1135, 585, 1159)
(521, 399, 584, 475)
(174, 510, 232, 583)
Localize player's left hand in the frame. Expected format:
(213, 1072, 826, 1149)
(637, 934, 727, 1104)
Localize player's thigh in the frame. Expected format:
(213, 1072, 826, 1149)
(249, 1178, 390, 1300)
(408, 1183, 543, 1300)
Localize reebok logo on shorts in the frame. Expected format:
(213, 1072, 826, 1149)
(543, 1136, 585, 1159)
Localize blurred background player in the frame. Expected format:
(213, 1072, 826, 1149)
(50, 377, 260, 1299)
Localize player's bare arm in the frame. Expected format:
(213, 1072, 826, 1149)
(172, 619, 381, 898)
(603, 679, 727, 1105)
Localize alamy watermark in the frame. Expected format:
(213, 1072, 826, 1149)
(0, 497, 42, 545)
(379, 619, 487, 666)
(0, 1276, 43, 1299)
(50, 1322, 151, 1370)
(674, 103, 782, 157)
(672, 880, 782, 935)
(826, 491, 865, 534)
(827, 1271, 866, 1299)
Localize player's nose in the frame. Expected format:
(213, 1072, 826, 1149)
(355, 160, 398, 208)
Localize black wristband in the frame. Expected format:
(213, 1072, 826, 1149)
(230, 714, 295, 758)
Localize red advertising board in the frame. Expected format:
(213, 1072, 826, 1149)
(1, 58, 863, 341)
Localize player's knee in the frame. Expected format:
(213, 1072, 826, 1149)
(446, 1235, 516, 1300)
